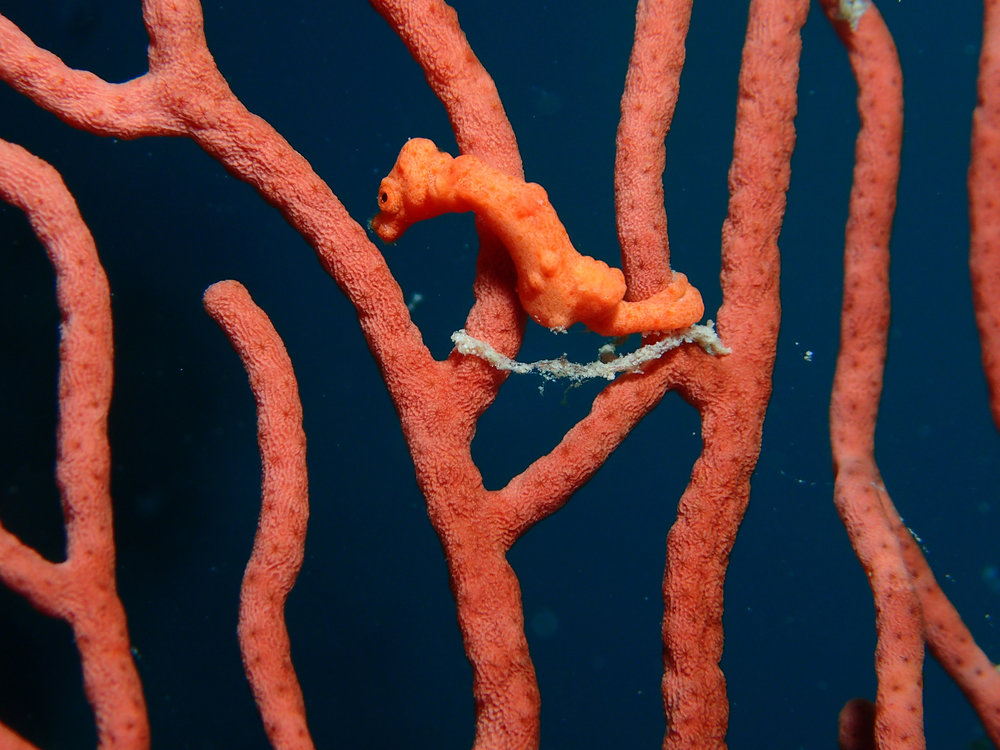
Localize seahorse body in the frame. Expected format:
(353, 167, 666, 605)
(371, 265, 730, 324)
(371, 138, 703, 336)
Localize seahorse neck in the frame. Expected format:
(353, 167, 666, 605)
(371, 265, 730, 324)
(441, 155, 521, 223)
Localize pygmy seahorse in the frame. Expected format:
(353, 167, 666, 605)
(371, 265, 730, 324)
(370, 138, 703, 337)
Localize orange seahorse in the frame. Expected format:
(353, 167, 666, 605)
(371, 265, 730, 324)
(370, 138, 703, 337)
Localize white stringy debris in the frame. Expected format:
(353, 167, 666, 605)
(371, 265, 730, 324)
(836, 0, 872, 31)
(451, 322, 730, 383)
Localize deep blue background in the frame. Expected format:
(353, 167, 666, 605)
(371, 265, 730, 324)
(0, 1, 997, 748)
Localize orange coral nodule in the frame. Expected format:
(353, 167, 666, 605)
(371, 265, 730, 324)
(371, 138, 703, 336)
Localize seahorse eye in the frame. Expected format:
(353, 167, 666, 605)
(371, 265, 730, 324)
(376, 180, 404, 216)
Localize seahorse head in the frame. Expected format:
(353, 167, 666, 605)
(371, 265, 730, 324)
(370, 138, 450, 243)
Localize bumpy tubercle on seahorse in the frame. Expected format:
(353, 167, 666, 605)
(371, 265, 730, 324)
(370, 138, 704, 337)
